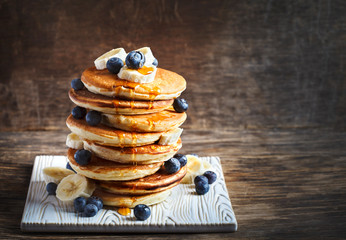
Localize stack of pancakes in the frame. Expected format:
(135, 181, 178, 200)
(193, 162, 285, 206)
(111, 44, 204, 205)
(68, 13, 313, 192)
(66, 66, 187, 208)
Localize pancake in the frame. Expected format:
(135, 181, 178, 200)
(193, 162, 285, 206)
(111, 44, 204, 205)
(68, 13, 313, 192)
(67, 148, 163, 181)
(92, 188, 171, 208)
(83, 138, 182, 164)
(102, 109, 187, 132)
(66, 114, 163, 147)
(97, 165, 186, 195)
(69, 89, 173, 115)
(81, 67, 186, 100)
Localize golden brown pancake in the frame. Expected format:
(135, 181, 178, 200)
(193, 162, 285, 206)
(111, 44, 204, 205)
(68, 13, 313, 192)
(69, 89, 173, 115)
(67, 148, 163, 181)
(92, 188, 171, 208)
(98, 165, 186, 195)
(102, 109, 187, 132)
(66, 115, 163, 147)
(83, 138, 182, 164)
(81, 67, 186, 100)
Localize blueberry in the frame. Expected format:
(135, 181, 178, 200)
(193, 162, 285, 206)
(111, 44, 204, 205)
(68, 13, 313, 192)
(74, 197, 87, 212)
(152, 58, 158, 66)
(125, 51, 145, 69)
(134, 204, 151, 221)
(194, 175, 208, 185)
(66, 162, 76, 173)
(74, 149, 92, 166)
(87, 196, 103, 211)
(46, 182, 57, 195)
(173, 154, 187, 167)
(173, 98, 188, 113)
(71, 78, 84, 91)
(203, 171, 217, 184)
(84, 204, 98, 217)
(71, 106, 87, 119)
(86, 110, 101, 126)
(164, 158, 180, 174)
(107, 57, 124, 74)
(190, 153, 199, 157)
(195, 180, 209, 195)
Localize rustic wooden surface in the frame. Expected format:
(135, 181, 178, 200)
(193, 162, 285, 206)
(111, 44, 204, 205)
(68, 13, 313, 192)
(0, 0, 345, 239)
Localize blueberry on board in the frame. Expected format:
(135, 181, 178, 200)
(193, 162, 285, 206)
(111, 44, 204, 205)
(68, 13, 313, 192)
(71, 106, 87, 119)
(86, 110, 101, 126)
(173, 154, 187, 167)
(134, 204, 151, 221)
(173, 98, 188, 113)
(46, 182, 57, 195)
(66, 162, 76, 173)
(106, 57, 124, 74)
(164, 158, 181, 174)
(152, 58, 158, 66)
(194, 175, 208, 185)
(74, 197, 87, 212)
(74, 149, 92, 166)
(125, 51, 145, 69)
(71, 78, 84, 91)
(87, 196, 103, 211)
(84, 204, 98, 217)
(195, 180, 210, 195)
(203, 171, 217, 184)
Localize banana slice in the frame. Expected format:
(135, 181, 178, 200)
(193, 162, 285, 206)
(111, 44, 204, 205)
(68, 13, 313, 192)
(66, 133, 84, 149)
(158, 128, 183, 145)
(94, 48, 127, 70)
(136, 47, 156, 67)
(117, 66, 157, 84)
(56, 174, 96, 202)
(42, 167, 75, 184)
(117, 47, 157, 84)
(181, 155, 215, 184)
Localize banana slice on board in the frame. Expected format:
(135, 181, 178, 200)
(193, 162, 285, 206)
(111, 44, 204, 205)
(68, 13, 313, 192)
(56, 174, 96, 202)
(181, 155, 215, 184)
(42, 167, 75, 184)
(66, 133, 84, 149)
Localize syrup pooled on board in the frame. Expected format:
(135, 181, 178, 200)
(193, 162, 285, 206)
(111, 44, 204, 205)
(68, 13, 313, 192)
(118, 207, 131, 216)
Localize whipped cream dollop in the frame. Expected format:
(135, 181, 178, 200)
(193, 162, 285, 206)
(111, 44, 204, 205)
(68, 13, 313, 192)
(94, 47, 158, 84)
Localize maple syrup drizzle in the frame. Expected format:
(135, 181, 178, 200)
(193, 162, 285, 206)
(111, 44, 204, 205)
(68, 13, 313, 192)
(118, 207, 131, 216)
(148, 119, 154, 131)
(137, 66, 154, 75)
(117, 132, 125, 148)
(148, 101, 153, 109)
(131, 196, 138, 203)
(129, 88, 134, 99)
(131, 132, 137, 146)
(112, 99, 120, 109)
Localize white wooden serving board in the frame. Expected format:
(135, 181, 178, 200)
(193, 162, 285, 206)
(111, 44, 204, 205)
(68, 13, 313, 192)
(21, 155, 237, 233)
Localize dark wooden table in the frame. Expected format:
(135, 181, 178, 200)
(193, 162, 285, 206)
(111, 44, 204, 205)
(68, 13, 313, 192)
(1, 0, 345, 239)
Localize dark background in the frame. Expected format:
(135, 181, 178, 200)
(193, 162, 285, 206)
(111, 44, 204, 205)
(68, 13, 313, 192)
(1, 0, 345, 239)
